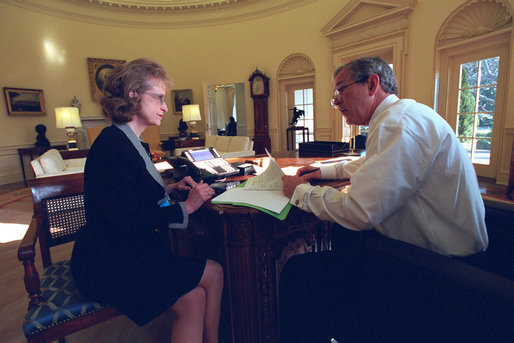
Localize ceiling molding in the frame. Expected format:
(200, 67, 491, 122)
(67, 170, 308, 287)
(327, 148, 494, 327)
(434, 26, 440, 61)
(2, 0, 316, 28)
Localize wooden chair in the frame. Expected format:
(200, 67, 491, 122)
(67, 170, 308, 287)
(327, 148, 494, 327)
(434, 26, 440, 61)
(86, 126, 106, 146)
(141, 126, 168, 157)
(18, 173, 120, 343)
(508, 137, 514, 199)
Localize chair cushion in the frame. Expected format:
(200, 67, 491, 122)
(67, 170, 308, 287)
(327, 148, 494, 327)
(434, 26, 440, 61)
(204, 135, 217, 148)
(64, 157, 87, 171)
(23, 259, 112, 336)
(227, 136, 250, 152)
(30, 159, 45, 177)
(215, 136, 231, 152)
(39, 149, 66, 174)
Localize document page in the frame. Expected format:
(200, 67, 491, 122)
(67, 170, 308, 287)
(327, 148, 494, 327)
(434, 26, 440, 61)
(212, 188, 290, 214)
(243, 150, 284, 191)
(212, 149, 291, 215)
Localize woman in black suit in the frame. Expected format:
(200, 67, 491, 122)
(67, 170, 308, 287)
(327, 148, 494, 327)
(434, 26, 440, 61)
(71, 58, 223, 343)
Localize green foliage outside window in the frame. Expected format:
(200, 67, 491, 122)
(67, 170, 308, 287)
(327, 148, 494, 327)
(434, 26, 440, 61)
(458, 68, 475, 138)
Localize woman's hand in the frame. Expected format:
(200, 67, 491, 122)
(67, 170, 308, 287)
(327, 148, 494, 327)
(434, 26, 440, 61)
(183, 180, 215, 214)
(166, 176, 196, 194)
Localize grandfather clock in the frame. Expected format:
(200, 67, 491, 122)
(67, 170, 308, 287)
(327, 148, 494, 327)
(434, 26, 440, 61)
(249, 69, 271, 154)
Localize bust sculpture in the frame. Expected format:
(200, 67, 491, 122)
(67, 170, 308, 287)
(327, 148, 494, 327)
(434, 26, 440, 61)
(35, 124, 50, 148)
(178, 119, 188, 137)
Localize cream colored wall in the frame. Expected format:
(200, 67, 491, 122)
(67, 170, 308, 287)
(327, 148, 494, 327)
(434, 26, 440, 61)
(0, 1, 339, 148)
(1, 0, 513, 185)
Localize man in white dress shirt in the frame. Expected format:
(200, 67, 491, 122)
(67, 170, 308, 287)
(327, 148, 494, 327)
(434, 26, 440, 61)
(278, 57, 491, 342)
(282, 56, 488, 257)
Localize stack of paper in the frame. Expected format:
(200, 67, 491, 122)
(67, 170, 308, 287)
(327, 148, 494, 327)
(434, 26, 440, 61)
(212, 150, 292, 220)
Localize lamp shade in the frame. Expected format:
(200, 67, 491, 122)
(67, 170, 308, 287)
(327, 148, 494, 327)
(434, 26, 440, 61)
(55, 107, 82, 128)
(182, 104, 201, 122)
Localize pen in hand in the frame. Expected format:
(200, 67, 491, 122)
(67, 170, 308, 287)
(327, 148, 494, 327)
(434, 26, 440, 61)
(299, 168, 320, 177)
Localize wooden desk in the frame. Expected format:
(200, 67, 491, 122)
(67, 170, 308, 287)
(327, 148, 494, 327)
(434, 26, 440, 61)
(17, 145, 66, 186)
(169, 154, 349, 343)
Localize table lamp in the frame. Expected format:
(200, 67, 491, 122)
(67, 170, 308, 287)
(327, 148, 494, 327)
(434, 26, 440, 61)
(182, 104, 201, 139)
(55, 106, 82, 150)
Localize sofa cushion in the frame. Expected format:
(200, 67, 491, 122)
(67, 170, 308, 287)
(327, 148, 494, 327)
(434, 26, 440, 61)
(205, 135, 218, 148)
(64, 158, 87, 172)
(215, 136, 231, 152)
(39, 149, 66, 174)
(30, 159, 45, 177)
(228, 136, 250, 152)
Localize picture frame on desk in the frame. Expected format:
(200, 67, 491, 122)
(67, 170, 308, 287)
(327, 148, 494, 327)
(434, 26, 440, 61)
(3, 87, 46, 116)
(171, 89, 192, 114)
(87, 57, 126, 103)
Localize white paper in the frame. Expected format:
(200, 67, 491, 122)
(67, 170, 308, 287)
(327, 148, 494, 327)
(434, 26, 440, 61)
(243, 150, 284, 191)
(212, 188, 290, 213)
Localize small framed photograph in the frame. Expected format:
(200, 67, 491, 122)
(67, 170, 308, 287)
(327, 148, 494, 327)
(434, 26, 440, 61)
(172, 89, 193, 114)
(3, 87, 46, 116)
(87, 57, 126, 102)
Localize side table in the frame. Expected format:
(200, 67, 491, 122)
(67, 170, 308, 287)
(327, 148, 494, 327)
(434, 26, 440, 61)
(287, 126, 309, 150)
(166, 137, 205, 156)
(18, 145, 67, 186)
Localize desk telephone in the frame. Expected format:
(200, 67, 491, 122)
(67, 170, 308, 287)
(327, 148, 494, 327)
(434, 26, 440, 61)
(168, 147, 240, 182)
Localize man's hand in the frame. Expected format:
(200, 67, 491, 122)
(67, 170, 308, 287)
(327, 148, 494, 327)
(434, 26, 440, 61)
(296, 166, 321, 180)
(282, 175, 308, 198)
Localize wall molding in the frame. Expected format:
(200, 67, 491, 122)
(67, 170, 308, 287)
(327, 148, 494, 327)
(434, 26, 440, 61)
(322, 0, 415, 141)
(437, 0, 512, 48)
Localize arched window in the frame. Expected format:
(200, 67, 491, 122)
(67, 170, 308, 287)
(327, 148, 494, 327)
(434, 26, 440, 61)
(435, 0, 512, 180)
(277, 53, 315, 151)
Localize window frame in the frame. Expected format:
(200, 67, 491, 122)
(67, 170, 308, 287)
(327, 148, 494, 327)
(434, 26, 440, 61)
(437, 32, 509, 178)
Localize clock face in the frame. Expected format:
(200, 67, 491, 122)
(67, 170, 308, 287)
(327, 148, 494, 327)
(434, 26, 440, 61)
(252, 76, 265, 95)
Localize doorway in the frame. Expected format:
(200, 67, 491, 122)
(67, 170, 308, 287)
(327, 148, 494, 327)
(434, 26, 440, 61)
(205, 83, 247, 137)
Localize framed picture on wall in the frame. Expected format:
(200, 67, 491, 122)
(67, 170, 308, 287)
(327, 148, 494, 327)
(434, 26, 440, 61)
(87, 57, 126, 102)
(171, 89, 192, 114)
(3, 87, 46, 116)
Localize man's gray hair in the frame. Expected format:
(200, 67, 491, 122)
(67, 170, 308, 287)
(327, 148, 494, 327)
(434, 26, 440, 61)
(333, 57, 398, 96)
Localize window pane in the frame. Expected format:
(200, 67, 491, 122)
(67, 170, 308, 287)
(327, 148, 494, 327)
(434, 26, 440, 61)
(305, 121, 314, 132)
(458, 88, 476, 113)
(479, 57, 499, 86)
(305, 104, 313, 117)
(473, 139, 491, 165)
(457, 114, 474, 137)
(477, 113, 493, 138)
(305, 89, 313, 103)
(294, 90, 303, 103)
(461, 61, 478, 87)
(478, 86, 496, 112)
(459, 138, 472, 155)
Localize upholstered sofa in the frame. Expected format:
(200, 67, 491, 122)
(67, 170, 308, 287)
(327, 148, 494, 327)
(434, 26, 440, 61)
(30, 149, 87, 178)
(174, 135, 255, 159)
